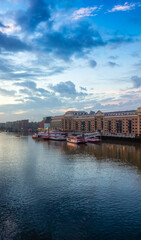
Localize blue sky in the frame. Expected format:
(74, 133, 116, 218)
(0, 0, 141, 121)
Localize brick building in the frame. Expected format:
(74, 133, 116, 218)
(61, 107, 141, 136)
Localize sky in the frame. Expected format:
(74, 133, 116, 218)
(0, 0, 141, 122)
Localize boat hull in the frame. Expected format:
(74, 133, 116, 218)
(49, 137, 66, 141)
(67, 137, 87, 144)
(85, 138, 101, 143)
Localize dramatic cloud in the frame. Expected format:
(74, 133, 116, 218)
(0, 0, 140, 121)
(0, 32, 30, 52)
(131, 76, 141, 88)
(49, 81, 87, 98)
(14, 81, 50, 96)
(36, 22, 106, 60)
(16, 0, 51, 32)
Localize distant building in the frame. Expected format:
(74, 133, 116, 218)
(12, 120, 29, 132)
(0, 123, 5, 130)
(50, 115, 64, 130)
(4, 120, 39, 132)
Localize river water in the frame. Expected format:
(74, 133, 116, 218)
(0, 132, 141, 240)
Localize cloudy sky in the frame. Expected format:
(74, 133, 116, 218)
(0, 0, 141, 122)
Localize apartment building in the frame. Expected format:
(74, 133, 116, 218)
(61, 107, 141, 136)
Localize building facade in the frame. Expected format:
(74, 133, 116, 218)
(5, 120, 29, 132)
(61, 107, 141, 136)
(50, 115, 63, 130)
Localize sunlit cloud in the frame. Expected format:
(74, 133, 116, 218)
(84, 106, 94, 109)
(13, 110, 27, 115)
(101, 101, 120, 106)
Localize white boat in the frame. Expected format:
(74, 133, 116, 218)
(67, 136, 87, 144)
(49, 131, 66, 141)
(32, 130, 66, 141)
(32, 131, 49, 140)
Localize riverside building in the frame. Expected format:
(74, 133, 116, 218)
(61, 107, 141, 137)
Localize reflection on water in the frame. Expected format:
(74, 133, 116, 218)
(0, 133, 141, 240)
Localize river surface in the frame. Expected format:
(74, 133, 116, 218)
(0, 133, 141, 240)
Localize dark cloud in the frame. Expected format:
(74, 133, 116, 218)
(16, 0, 50, 32)
(36, 22, 106, 60)
(0, 21, 9, 28)
(0, 32, 30, 52)
(89, 60, 97, 68)
(131, 76, 141, 88)
(107, 61, 119, 67)
(14, 81, 50, 96)
(49, 81, 87, 98)
(15, 81, 37, 90)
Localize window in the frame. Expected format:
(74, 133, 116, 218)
(69, 120, 71, 130)
(116, 120, 122, 133)
(81, 121, 85, 131)
(128, 120, 132, 133)
(65, 120, 67, 129)
(88, 121, 91, 132)
(95, 119, 97, 130)
(108, 121, 111, 133)
(75, 122, 78, 131)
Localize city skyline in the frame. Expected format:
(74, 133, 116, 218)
(0, 0, 141, 122)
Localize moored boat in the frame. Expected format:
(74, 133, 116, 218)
(85, 136, 101, 143)
(32, 133, 40, 139)
(32, 130, 66, 141)
(67, 136, 87, 144)
(49, 131, 66, 141)
(41, 134, 49, 140)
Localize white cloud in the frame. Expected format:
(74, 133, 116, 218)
(0, 22, 21, 34)
(108, 2, 140, 12)
(72, 6, 102, 20)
